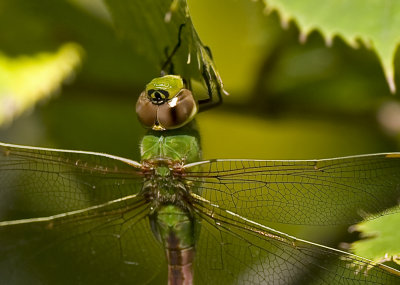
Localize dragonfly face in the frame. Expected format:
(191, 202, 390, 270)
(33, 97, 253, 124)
(136, 75, 198, 131)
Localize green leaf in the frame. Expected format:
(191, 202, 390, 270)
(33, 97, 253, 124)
(351, 208, 400, 266)
(262, 0, 400, 93)
(104, 0, 227, 100)
(0, 43, 83, 126)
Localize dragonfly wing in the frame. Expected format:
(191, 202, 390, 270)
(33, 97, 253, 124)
(191, 196, 400, 284)
(0, 142, 144, 221)
(0, 194, 167, 285)
(184, 154, 400, 225)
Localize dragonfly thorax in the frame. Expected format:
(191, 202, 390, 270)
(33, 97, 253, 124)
(140, 134, 201, 164)
(142, 180, 193, 214)
(139, 133, 201, 212)
(141, 162, 193, 213)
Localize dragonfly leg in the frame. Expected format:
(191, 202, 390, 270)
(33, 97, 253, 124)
(160, 23, 223, 111)
(197, 63, 223, 112)
(161, 47, 175, 75)
(161, 23, 186, 76)
(204, 45, 213, 60)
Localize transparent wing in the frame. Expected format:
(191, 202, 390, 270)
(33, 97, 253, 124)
(0, 142, 145, 221)
(0, 194, 167, 285)
(192, 196, 400, 285)
(183, 154, 400, 225)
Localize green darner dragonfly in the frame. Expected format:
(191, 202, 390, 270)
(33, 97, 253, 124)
(1, 75, 400, 285)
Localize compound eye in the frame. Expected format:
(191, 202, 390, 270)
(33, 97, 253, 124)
(157, 89, 198, 130)
(136, 91, 158, 128)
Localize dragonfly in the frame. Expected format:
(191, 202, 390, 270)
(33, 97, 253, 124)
(1, 74, 400, 285)
(1, 20, 400, 281)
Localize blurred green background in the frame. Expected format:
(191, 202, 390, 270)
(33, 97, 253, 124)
(1, 0, 400, 277)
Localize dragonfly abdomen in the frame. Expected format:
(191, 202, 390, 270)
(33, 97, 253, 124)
(166, 246, 194, 285)
(150, 204, 196, 285)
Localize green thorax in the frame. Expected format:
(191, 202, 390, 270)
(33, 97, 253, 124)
(140, 124, 201, 164)
(139, 123, 202, 204)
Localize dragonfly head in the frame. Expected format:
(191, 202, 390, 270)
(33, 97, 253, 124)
(136, 75, 198, 131)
